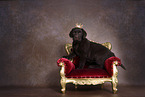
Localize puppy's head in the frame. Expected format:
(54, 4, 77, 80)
(69, 27, 87, 41)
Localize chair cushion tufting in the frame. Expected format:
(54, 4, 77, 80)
(66, 68, 111, 78)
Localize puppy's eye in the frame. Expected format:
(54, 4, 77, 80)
(78, 31, 81, 34)
(73, 32, 76, 34)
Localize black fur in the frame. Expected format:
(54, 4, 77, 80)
(63, 27, 118, 69)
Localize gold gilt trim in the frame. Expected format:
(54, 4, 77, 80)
(101, 42, 112, 50)
(66, 78, 112, 85)
(65, 43, 72, 55)
(112, 61, 119, 94)
(59, 62, 66, 93)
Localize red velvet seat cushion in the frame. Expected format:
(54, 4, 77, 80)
(66, 68, 111, 78)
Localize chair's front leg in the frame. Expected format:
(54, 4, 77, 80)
(112, 78, 118, 94)
(101, 83, 104, 89)
(61, 78, 66, 93)
(59, 62, 66, 93)
(75, 84, 78, 89)
(112, 61, 118, 94)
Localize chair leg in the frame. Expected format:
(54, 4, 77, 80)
(75, 84, 78, 89)
(112, 62, 119, 94)
(112, 79, 118, 94)
(101, 83, 104, 89)
(61, 79, 66, 94)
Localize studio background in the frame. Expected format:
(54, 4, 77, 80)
(0, 0, 145, 88)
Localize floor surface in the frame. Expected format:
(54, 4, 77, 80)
(0, 85, 145, 97)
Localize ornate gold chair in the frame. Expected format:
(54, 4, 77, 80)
(57, 42, 121, 94)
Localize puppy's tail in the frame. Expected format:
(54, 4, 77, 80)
(120, 64, 126, 70)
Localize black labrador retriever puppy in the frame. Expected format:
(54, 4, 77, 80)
(63, 27, 125, 69)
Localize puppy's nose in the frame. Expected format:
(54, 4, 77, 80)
(74, 36, 78, 38)
(74, 37, 79, 40)
(74, 35, 79, 37)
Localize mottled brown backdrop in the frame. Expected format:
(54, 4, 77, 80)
(0, 0, 145, 87)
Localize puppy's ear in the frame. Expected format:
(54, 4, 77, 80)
(82, 29, 87, 38)
(69, 29, 74, 38)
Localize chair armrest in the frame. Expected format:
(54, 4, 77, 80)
(104, 57, 121, 76)
(57, 58, 75, 75)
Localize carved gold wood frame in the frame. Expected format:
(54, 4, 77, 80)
(59, 42, 118, 94)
